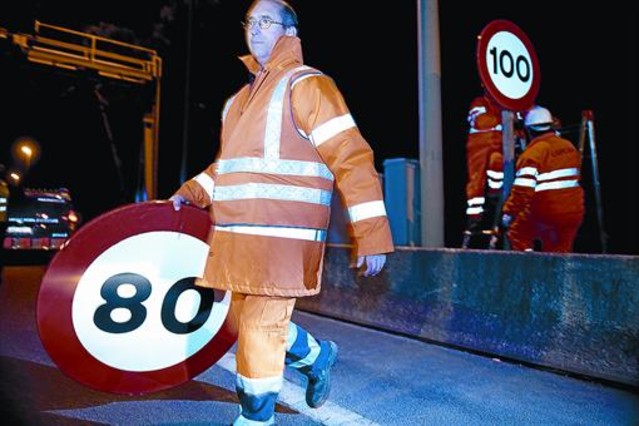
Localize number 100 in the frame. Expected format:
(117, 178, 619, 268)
(489, 46, 531, 82)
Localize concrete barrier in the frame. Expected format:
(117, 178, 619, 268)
(297, 245, 639, 388)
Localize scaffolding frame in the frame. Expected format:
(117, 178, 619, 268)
(576, 110, 608, 253)
(2, 21, 162, 200)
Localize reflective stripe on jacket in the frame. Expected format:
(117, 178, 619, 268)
(176, 36, 393, 297)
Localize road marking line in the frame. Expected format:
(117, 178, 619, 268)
(211, 352, 380, 426)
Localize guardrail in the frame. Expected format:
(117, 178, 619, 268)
(298, 245, 639, 389)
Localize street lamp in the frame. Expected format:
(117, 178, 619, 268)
(12, 136, 40, 171)
(8, 171, 21, 185)
(21, 145, 33, 170)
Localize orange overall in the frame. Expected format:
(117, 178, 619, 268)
(465, 94, 504, 230)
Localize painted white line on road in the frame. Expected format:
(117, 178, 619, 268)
(213, 352, 380, 426)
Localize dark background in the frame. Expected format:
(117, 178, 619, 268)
(0, 1, 636, 254)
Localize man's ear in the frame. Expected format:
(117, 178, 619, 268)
(285, 26, 297, 36)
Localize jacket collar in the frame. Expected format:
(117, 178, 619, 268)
(239, 36, 304, 77)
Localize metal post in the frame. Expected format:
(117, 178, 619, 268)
(489, 110, 515, 249)
(583, 110, 608, 253)
(417, 0, 444, 247)
(94, 83, 127, 204)
(179, 0, 195, 184)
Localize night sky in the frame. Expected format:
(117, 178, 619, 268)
(1, 1, 636, 254)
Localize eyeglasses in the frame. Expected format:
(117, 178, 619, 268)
(242, 17, 286, 30)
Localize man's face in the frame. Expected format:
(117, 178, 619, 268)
(245, 0, 288, 66)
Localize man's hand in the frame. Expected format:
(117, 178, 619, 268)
(501, 213, 512, 228)
(169, 195, 188, 211)
(355, 254, 387, 277)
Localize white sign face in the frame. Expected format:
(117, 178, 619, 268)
(485, 30, 534, 100)
(72, 231, 229, 372)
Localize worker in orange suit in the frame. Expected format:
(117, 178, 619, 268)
(463, 91, 505, 247)
(501, 105, 585, 252)
(0, 163, 8, 286)
(169, 1, 394, 424)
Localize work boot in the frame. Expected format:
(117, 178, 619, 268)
(305, 340, 338, 408)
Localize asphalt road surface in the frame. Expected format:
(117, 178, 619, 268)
(1, 263, 637, 425)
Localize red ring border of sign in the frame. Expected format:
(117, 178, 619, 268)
(477, 19, 540, 112)
(36, 201, 237, 395)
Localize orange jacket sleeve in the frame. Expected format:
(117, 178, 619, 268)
(291, 74, 394, 256)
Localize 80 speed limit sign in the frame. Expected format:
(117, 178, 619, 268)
(37, 201, 237, 395)
(477, 19, 540, 111)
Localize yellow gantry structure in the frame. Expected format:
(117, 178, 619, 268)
(2, 21, 162, 200)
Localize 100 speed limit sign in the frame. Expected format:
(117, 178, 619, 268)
(37, 201, 237, 395)
(477, 19, 540, 111)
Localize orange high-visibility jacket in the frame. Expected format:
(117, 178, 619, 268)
(465, 94, 504, 220)
(175, 36, 394, 297)
(502, 131, 584, 231)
